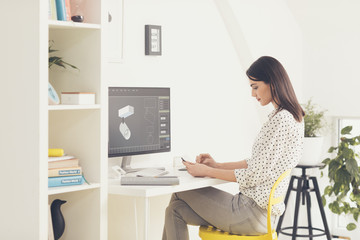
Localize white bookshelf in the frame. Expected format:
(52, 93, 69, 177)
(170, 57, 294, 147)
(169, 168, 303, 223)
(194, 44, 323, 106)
(2, 1, 108, 239)
(47, 0, 107, 238)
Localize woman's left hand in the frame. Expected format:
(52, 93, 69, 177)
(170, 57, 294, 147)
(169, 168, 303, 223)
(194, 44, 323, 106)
(183, 161, 210, 177)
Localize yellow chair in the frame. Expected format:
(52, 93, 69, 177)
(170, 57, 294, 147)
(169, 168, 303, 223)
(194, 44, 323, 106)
(199, 169, 291, 240)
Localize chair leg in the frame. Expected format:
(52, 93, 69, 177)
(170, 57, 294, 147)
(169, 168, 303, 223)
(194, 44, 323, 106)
(311, 177, 332, 240)
(305, 186, 313, 240)
(276, 175, 295, 235)
(292, 177, 303, 240)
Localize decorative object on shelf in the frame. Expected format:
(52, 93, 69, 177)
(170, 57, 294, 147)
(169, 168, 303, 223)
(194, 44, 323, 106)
(51, 199, 67, 240)
(321, 126, 360, 231)
(48, 41, 79, 105)
(145, 25, 162, 56)
(48, 82, 60, 105)
(61, 92, 95, 105)
(70, 0, 84, 22)
(299, 99, 327, 165)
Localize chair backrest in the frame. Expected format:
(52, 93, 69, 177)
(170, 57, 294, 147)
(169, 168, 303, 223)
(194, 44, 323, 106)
(266, 169, 291, 235)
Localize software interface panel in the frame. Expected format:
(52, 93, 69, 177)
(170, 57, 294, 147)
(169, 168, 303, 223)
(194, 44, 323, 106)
(109, 87, 170, 156)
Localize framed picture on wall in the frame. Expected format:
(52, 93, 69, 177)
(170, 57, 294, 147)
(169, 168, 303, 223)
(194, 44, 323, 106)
(145, 25, 162, 56)
(107, 0, 124, 62)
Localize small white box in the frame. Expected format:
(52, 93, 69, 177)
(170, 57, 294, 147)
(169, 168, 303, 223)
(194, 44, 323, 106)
(61, 92, 95, 105)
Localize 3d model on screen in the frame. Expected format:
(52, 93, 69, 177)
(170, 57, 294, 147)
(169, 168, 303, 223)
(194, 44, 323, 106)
(118, 105, 134, 140)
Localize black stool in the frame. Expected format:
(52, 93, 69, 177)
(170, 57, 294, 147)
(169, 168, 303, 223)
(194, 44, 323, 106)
(276, 165, 332, 240)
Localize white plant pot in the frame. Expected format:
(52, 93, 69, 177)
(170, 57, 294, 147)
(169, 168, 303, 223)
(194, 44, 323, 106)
(298, 137, 324, 166)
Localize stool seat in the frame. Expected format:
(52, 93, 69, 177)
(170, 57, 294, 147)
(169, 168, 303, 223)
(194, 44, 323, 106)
(276, 165, 332, 240)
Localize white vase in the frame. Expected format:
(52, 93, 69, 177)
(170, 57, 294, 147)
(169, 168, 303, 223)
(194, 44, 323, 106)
(48, 82, 60, 105)
(298, 137, 324, 166)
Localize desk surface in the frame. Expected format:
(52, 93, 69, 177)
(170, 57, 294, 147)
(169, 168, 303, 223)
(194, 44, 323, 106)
(108, 168, 231, 197)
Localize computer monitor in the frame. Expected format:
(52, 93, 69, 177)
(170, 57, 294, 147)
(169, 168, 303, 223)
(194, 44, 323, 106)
(108, 87, 171, 173)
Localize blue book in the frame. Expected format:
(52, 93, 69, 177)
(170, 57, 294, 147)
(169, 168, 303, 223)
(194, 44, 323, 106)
(48, 175, 84, 187)
(55, 0, 66, 21)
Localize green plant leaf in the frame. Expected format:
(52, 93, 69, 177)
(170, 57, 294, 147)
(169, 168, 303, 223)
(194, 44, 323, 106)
(350, 192, 360, 205)
(354, 211, 359, 222)
(322, 158, 331, 164)
(330, 201, 341, 214)
(328, 147, 337, 153)
(341, 126, 353, 135)
(329, 160, 341, 180)
(346, 158, 359, 179)
(346, 223, 357, 231)
(343, 148, 355, 160)
(324, 186, 333, 195)
(322, 195, 326, 206)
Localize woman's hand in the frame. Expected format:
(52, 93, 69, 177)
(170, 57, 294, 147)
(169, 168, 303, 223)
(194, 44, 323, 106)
(183, 161, 211, 177)
(196, 153, 218, 168)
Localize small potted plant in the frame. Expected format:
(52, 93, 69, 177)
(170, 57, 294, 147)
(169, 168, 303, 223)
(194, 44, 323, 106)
(321, 126, 360, 231)
(48, 41, 78, 105)
(49, 41, 78, 70)
(299, 99, 327, 165)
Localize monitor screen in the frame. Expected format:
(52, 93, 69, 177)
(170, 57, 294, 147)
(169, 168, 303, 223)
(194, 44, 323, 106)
(108, 87, 171, 158)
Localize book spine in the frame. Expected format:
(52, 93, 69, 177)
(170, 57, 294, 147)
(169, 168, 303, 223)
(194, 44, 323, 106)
(48, 155, 75, 162)
(65, 0, 71, 21)
(55, 0, 66, 21)
(48, 175, 84, 187)
(49, 0, 58, 20)
(48, 167, 82, 177)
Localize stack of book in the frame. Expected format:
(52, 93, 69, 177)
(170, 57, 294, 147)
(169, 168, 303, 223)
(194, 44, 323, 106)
(48, 0, 72, 21)
(48, 148, 85, 188)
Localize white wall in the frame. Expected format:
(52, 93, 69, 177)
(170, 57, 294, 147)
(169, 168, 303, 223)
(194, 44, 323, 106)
(107, 0, 304, 239)
(288, 0, 360, 117)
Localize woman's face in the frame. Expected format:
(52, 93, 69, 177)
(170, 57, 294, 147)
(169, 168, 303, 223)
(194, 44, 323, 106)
(249, 79, 274, 107)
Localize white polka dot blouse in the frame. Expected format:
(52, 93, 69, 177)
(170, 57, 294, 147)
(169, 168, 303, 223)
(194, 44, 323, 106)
(234, 108, 304, 216)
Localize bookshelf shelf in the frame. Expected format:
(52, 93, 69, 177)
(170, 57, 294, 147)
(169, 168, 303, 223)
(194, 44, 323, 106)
(48, 183, 101, 195)
(48, 20, 101, 30)
(48, 104, 101, 111)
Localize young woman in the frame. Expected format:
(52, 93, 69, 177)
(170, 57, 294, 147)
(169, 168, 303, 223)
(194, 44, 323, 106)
(162, 56, 305, 240)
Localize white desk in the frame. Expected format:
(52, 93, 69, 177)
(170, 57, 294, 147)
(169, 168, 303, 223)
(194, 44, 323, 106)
(108, 168, 232, 240)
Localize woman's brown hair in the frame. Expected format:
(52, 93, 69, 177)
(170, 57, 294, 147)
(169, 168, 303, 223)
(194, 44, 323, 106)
(246, 56, 304, 122)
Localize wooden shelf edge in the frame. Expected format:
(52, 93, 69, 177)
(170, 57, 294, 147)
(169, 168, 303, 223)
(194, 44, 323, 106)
(48, 104, 101, 111)
(48, 20, 101, 30)
(48, 183, 101, 195)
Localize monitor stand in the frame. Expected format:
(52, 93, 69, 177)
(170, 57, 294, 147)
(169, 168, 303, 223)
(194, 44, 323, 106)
(121, 156, 165, 173)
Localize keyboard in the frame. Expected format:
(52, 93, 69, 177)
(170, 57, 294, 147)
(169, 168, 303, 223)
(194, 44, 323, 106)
(120, 176, 179, 186)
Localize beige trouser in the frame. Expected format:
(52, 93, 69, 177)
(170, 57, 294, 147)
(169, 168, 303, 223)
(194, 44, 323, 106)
(162, 187, 274, 240)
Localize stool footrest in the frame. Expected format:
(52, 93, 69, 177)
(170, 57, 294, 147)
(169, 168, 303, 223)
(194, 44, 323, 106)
(279, 226, 326, 238)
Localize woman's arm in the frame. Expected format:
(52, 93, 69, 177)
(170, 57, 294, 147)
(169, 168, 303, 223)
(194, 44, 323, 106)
(216, 160, 248, 170)
(183, 161, 237, 182)
(196, 153, 248, 170)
